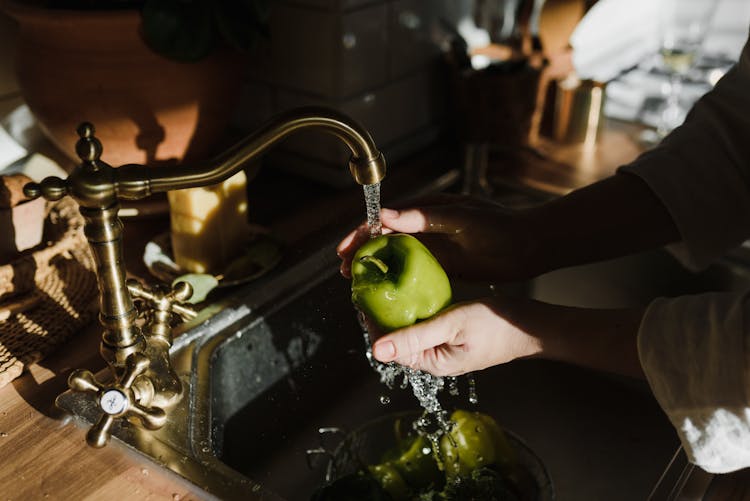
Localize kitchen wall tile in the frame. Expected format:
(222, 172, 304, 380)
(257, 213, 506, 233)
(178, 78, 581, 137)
(273, 66, 447, 166)
(281, 0, 381, 12)
(389, 0, 446, 79)
(254, 2, 388, 99)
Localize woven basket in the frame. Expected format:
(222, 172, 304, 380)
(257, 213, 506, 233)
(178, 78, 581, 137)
(0, 197, 98, 388)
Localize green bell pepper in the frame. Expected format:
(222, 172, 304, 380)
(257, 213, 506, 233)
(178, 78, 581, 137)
(351, 233, 452, 332)
(439, 409, 517, 479)
(367, 463, 411, 500)
(391, 434, 443, 490)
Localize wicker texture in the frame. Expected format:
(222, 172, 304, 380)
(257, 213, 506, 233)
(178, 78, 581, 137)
(0, 197, 98, 388)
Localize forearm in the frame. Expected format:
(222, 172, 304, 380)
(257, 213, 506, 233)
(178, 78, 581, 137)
(523, 173, 680, 276)
(498, 296, 646, 378)
(518, 40, 750, 276)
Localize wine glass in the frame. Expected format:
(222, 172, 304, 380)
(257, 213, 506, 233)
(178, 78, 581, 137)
(654, 0, 718, 136)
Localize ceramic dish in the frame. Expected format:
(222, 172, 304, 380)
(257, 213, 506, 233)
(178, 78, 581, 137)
(143, 226, 282, 288)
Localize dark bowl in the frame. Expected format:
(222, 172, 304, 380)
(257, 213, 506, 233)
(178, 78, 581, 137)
(325, 410, 555, 500)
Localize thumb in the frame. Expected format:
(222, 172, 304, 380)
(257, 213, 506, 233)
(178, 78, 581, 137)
(380, 206, 463, 234)
(372, 313, 456, 364)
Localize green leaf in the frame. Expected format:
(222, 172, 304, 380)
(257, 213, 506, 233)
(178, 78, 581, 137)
(213, 0, 270, 52)
(141, 0, 216, 62)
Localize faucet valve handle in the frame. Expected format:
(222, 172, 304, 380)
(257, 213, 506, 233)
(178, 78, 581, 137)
(67, 352, 167, 448)
(23, 176, 69, 201)
(21, 121, 103, 201)
(127, 278, 198, 322)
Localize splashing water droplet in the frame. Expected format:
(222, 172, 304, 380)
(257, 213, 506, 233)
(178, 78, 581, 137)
(379, 395, 391, 405)
(427, 432, 445, 471)
(467, 373, 479, 405)
(358, 307, 481, 456)
(447, 376, 459, 396)
(360, 312, 452, 433)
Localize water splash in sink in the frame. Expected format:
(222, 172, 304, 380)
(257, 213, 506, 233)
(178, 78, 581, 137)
(358, 310, 455, 448)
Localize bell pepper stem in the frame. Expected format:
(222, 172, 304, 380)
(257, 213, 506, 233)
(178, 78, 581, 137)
(359, 255, 389, 274)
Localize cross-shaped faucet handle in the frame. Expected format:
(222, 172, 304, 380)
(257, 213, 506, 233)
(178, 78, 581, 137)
(67, 352, 167, 448)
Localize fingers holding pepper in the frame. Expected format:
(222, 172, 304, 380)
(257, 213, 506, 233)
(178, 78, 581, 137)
(338, 199, 537, 283)
(372, 300, 543, 377)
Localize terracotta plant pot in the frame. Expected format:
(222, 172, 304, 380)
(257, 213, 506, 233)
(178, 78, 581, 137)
(0, 173, 45, 265)
(2, 2, 244, 167)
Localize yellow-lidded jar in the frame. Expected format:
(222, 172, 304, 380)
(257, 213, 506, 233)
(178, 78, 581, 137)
(167, 170, 248, 274)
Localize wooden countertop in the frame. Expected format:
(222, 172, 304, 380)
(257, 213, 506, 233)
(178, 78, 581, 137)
(482, 117, 647, 200)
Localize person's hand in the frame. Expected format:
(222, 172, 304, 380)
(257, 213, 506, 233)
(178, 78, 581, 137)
(369, 295, 646, 379)
(337, 195, 538, 282)
(369, 297, 543, 376)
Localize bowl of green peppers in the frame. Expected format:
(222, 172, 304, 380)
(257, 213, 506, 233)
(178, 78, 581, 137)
(311, 410, 554, 500)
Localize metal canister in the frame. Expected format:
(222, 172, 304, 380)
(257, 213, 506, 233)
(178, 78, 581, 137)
(552, 75, 606, 146)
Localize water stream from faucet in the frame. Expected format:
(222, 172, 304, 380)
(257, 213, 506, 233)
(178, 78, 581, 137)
(363, 183, 382, 238)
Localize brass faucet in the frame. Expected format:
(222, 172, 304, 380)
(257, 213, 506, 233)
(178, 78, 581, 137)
(24, 106, 386, 447)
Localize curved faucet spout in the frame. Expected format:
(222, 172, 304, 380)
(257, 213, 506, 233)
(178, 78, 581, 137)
(115, 106, 387, 200)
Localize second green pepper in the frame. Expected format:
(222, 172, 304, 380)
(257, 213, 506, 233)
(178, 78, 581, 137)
(439, 409, 517, 479)
(351, 233, 452, 332)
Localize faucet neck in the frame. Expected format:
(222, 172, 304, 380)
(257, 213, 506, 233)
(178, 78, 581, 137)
(114, 106, 386, 199)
